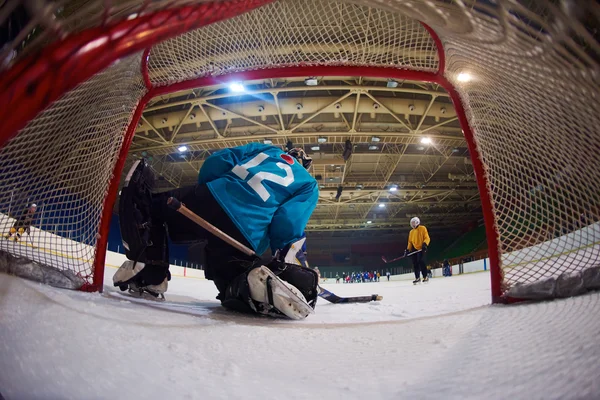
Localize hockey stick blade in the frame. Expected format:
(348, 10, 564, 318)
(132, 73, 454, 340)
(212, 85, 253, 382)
(318, 286, 382, 304)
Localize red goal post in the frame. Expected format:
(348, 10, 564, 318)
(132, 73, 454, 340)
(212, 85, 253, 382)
(0, 0, 598, 302)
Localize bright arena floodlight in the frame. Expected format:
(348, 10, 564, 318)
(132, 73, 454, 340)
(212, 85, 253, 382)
(421, 137, 432, 144)
(178, 145, 188, 152)
(457, 72, 472, 82)
(378, 203, 385, 208)
(366, 220, 372, 224)
(389, 185, 398, 192)
(229, 82, 245, 92)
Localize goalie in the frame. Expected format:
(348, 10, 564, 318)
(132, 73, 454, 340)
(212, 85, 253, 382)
(5, 203, 36, 242)
(113, 143, 320, 320)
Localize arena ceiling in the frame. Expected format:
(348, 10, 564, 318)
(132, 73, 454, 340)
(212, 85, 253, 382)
(124, 75, 483, 236)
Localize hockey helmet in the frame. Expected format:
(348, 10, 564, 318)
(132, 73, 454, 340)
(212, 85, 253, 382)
(410, 216, 420, 229)
(287, 147, 313, 170)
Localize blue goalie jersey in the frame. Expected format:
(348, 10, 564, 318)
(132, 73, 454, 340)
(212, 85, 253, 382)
(198, 143, 319, 254)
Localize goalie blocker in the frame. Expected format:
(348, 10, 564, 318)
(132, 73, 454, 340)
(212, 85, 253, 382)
(115, 146, 319, 319)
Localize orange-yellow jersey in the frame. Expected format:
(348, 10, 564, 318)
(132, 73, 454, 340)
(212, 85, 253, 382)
(407, 225, 431, 251)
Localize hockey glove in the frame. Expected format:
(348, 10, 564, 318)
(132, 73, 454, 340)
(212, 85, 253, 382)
(422, 243, 428, 253)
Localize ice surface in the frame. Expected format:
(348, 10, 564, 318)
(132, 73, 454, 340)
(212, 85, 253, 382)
(1, 267, 599, 400)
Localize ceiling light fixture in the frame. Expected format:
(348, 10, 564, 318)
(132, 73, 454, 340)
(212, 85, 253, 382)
(229, 82, 245, 92)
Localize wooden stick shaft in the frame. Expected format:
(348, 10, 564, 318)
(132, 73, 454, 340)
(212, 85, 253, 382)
(383, 249, 422, 263)
(168, 197, 255, 257)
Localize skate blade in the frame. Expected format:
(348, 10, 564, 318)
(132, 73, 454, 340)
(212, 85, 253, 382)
(127, 288, 165, 302)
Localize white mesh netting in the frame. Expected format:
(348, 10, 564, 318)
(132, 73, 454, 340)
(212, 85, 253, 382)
(148, 0, 438, 85)
(0, 53, 146, 288)
(422, 0, 600, 293)
(0, 0, 599, 298)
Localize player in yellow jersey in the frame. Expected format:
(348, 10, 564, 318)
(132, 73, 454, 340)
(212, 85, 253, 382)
(404, 216, 431, 284)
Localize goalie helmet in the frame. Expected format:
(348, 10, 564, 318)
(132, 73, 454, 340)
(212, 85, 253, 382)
(410, 216, 420, 229)
(287, 147, 313, 170)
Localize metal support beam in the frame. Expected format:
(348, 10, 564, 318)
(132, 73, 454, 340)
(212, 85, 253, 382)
(198, 103, 224, 139)
(171, 104, 196, 143)
(290, 92, 354, 132)
(363, 92, 412, 132)
(140, 115, 169, 143)
(351, 91, 361, 132)
(144, 85, 451, 113)
(361, 143, 409, 219)
(203, 102, 278, 133)
(272, 92, 285, 131)
(421, 117, 458, 133)
(415, 95, 437, 132)
(133, 135, 166, 145)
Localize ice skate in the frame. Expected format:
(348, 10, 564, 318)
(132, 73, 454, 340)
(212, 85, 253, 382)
(113, 260, 169, 301)
(413, 278, 421, 285)
(126, 280, 167, 301)
(422, 276, 429, 283)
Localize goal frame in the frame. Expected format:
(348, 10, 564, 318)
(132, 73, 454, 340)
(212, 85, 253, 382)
(0, 1, 503, 301)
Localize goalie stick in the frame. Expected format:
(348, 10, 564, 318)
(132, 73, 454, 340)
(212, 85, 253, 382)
(167, 197, 382, 304)
(381, 249, 422, 264)
(318, 286, 382, 303)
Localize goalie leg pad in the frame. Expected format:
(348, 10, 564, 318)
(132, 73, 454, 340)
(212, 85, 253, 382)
(220, 266, 315, 320)
(119, 160, 168, 264)
(270, 263, 319, 309)
(247, 266, 314, 320)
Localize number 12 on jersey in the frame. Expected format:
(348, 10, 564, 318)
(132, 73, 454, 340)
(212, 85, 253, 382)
(231, 152, 295, 201)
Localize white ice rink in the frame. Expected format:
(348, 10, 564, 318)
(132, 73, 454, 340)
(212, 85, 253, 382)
(1, 265, 599, 400)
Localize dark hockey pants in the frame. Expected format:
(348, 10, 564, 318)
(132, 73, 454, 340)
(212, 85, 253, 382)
(154, 184, 256, 298)
(412, 252, 428, 279)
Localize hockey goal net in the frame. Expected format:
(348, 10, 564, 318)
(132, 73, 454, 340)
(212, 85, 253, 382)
(0, 0, 598, 300)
